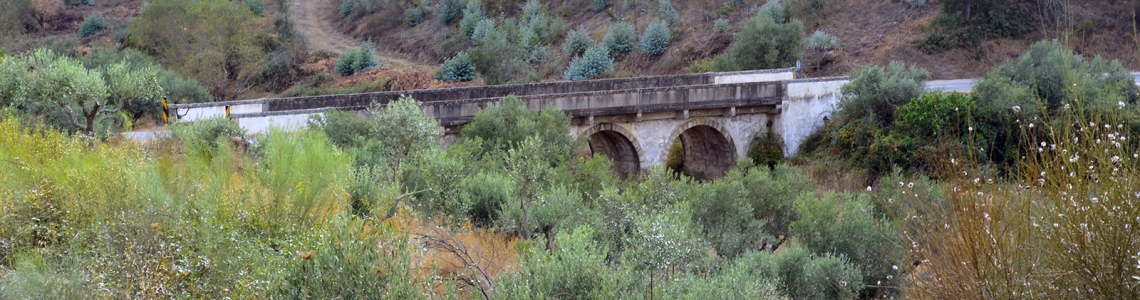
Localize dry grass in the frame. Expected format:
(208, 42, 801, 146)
(896, 84, 1140, 298)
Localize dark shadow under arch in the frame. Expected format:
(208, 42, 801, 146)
(588, 130, 641, 178)
(670, 125, 736, 179)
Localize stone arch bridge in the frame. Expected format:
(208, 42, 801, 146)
(172, 68, 848, 177)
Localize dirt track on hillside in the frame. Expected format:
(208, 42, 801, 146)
(293, 0, 428, 69)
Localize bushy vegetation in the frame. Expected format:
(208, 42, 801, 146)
(0, 49, 163, 135)
(404, 6, 423, 26)
(638, 19, 671, 56)
(244, 0, 266, 16)
(79, 13, 106, 37)
(807, 30, 837, 51)
(916, 0, 1036, 53)
(800, 61, 929, 175)
(127, 0, 269, 100)
(436, 0, 463, 24)
(563, 44, 613, 81)
(603, 22, 636, 59)
(712, 0, 803, 71)
(458, 0, 486, 38)
(657, 0, 679, 25)
(428, 0, 561, 84)
(591, 0, 611, 12)
(564, 26, 593, 56)
(434, 51, 476, 82)
(805, 41, 1139, 178)
(714, 18, 730, 33)
(335, 42, 380, 76)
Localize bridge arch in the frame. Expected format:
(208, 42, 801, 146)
(662, 119, 737, 179)
(581, 123, 642, 178)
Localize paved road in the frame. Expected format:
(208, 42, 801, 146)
(928, 72, 1140, 92)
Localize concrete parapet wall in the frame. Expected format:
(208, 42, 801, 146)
(776, 77, 849, 156)
(169, 68, 796, 116)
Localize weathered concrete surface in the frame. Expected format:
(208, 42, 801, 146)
(775, 78, 848, 156)
(714, 70, 797, 84)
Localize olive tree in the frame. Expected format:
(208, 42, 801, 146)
(21, 49, 162, 134)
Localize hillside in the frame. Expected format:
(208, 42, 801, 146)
(332, 0, 1140, 80)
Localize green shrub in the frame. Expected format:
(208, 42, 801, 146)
(458, 0, 485, 38)
(748, 131, 784, 171)
(714, 18, 730, 33)
(623, 0, 635, 10)
(905, 0, 925, 7)
(603, 22, 636, 59)
(404, 7, 424, 26)
(773, 246, 864, 300)
(837, 61, 928, 129)
(522, 0, 543, 22)
(79, 13, 107, 37)
(461, 171, 514, 225)
(718, 1, 803, 71)
(807, 30, 837, 51)
(492, 226, 638, 299)
(244, 0, 266, 15)
(916, 0, 1035, 53)
(436, 0, 463, 24)
(340, 0, 359, 16)
(459, 95, 576, 164)
(638, 19, 671, 56)
(563, 44, 612, 81)
(622, 202, 704, 273)
(716, 2, 735, 15)
(335, 42, 379, 76)
(804, 61, 928, 174)
(275, 218, 428, 298)
(689, 164, 815, 257)
(791, 192, 898, 296)
(656, 0, 678, 26)
(468, 29, 530, 84)
(564, 26, 592, 56)
(171, 116, 247, 160)
(968, 40, 1138, 170)
(591, 0, 610, 12)
(307, 109, 373, 149)
(471, 18, 496, 45)
(434, 51, 476, 81)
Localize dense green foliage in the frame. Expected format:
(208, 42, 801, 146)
(638, 19, 671, 56)
(0, 50, 163, 135)
(591, 0, 611, 12)
(564, 26, 593, 56)
(749, 131, 785, 171)
(603, 22, 636, 59)
(801, 61, 929, 175)
(434, 51, 476, 82)
(916, 0, 1036, 53)
(127, 0, 267, 100)
(714, 18, 730, 33)
(806, 40, 1140, 179)
(713, 0, 803, 71)
(335, 42, 380, 76)
(807, 30, 837, 51)
(79, 13, 107, 37)
(404, 6, 424, 27)
(436, 0, 464, 24)
(563, 44, 613, 81)
(459, 0, 486, 38)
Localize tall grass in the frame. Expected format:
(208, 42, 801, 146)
(0, 116, 439, 298)
(897, 58, 1140, 299)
